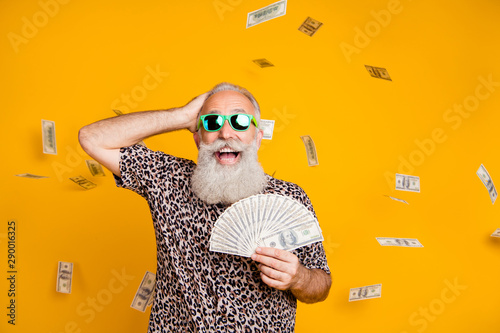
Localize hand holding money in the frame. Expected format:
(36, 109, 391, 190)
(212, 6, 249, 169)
(251, 246, 304, 291)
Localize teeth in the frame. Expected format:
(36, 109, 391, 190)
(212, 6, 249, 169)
(219, 147, 237, 153)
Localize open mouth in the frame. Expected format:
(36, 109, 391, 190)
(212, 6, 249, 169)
(215, 147, 241, 165)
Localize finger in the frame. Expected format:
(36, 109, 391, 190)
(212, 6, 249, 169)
(260, 272, 287, 291)
(252, 255, 287, 273)
(259, 264, 287, 281)
(254, 247, 296, 263)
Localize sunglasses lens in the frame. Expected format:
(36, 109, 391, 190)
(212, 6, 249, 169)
(230, 114, 251, 131)
(203, 115, 224, 131)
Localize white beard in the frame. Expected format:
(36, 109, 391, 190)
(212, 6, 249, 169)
(191, 138, 267, 205)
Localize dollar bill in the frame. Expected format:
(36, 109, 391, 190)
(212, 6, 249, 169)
(491, 228, 500, 237)
(376, 237, 423, 247)
(131, 271, 156, 312)
(260, 119, 275, 140)
(86, 160, 106, 177)
(15, 173, 48, 179)
(395, 173, 420, 193)
(42, 119, 57, 155)
(210, 194, 323, 257)
(253, 58, 274, 68)
(349, 284, 382, 302)
(147, 288, 156, 306)
(384, 195, 409, 205)
(365, 65, 392, 81)
(70, 176, 97, 190)
(298, 17, 323, 36)
(300, 135, 319, 166)
(477, 164, 497, 204)
(260, 221, 323, 251)
(56, 261, 73, 294)
(247, 0, 287, 28)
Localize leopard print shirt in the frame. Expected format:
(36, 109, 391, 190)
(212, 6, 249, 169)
(115, 144, 330, 333)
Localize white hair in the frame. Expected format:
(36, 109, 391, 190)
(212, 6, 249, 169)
(202, 82, 261, 126)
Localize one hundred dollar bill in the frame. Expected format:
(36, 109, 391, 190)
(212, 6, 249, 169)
(147, 288, 156, 306)
(42, 119, 57, 155)
(300, 135, 319, 166)
(477, 164, 497, 204)
(247, 0, 287, 28)
(376, 237, 423, 247)
(70, 176, 97, 190)
(56, 261, 73, 294)
(395, 173, 420, 193)
(349, 284, 382, 302)
(260, 221, 323, 251)
(384, 195, 409, 205)
(253, 58, 274, 68)
(491, 228, 500, 237)
(298, 17, 323, 36)
(131, 271, 156, 312)
(365, 65, 392, 81)
(260, 119, 275, 140)
(490, 228, 500, 238)
(86, 160, 106, 176)
(15, 173, 48, 179)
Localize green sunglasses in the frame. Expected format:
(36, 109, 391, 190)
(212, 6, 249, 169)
(197, 113, 258, 132)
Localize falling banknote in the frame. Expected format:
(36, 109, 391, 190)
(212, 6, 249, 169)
(300, 135, 319, 166)
(56, 261, 73, 294)
(260, 119, 275, 140)
(365, 65, 392, 81)
(376, 237, 423, 247)
(42, 119, 57, 155)
(86, 160, 106, 176)
(477, 164, 497, 204)
(491, 228, 500, 238)
(131, 271, 156, 312)
(349, 284, 382, 302)
(246, 0, 287, 28)
(395, 173, 420, 193)
(253, 58, 274, 68)
(298, 17, 323, 36)
(15, 173, 48, 179)
(384, 195, 409, 205)
(70, 176, 97, 190)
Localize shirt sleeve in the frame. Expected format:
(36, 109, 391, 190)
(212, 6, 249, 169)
(291, 186, 331, 275)
(113, 144, 174, 199)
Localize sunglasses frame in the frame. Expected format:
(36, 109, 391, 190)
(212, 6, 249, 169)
(197, 113, 258, 132)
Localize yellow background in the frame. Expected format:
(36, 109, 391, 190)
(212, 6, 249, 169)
(1, 0, 500, 332)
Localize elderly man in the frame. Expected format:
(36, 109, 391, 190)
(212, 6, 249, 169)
(79, 82, 331, 332)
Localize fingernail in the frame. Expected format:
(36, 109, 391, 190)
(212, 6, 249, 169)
(255, 247, 262, 253)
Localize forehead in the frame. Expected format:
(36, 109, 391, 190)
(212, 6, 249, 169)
(201, 90, 255, 115)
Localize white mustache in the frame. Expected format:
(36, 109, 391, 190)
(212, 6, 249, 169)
(200, 139, 247, 154)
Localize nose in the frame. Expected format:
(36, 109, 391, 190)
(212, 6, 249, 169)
(218, 119, 236, 140)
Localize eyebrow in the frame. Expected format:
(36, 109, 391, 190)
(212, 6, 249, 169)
(208, 108, 247, 114)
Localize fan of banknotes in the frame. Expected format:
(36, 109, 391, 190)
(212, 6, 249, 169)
(209, 194, 324, 257)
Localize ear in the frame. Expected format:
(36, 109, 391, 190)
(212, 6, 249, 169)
(256, 129, 264, 149)
(193, 131, 200, 150)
